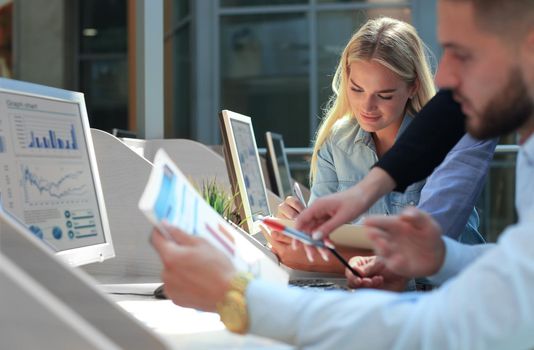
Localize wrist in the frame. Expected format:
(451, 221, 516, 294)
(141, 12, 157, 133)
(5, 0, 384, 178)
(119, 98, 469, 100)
(216, 272, 253, 334)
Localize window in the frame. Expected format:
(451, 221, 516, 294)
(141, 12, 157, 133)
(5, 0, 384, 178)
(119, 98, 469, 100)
(78, 0, 128, 132)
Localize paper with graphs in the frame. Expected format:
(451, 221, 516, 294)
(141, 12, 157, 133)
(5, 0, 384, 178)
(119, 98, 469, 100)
(138, 149, 288, 284)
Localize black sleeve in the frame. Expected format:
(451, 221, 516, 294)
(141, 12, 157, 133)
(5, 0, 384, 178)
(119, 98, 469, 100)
(375, 90, 466, 192)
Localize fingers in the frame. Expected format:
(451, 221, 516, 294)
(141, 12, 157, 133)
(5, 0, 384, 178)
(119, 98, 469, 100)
(400, 207, 442, 235)
(312, 210, 352, 238)
(151, 229, 183, 268)
(276, 196, 305, 219)
(366, 227, 395, 259)
(346, 272, 384, 289)
(258, 223, 274, 246)
(291, 238, 298, 251)
(294, 204, 325, 232)
(363, 215, 405, 235)
(160, 222, 197, 246)
(271, 230, 292, 245)
(317, 247, 330, 262)
(293, 239, 326, 263)
(348, 256, 376, 275)
(303, 243, 316, 262)
(151, 229, 171, 253)
(399, 207, 431, 229)
(346, 256, 384, 289)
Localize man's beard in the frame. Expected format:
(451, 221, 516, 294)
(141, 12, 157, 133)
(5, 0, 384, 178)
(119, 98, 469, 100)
(466, 68, 533, 140)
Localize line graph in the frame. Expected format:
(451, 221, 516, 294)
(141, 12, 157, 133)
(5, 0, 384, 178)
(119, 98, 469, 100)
(19, 164, 88, 205)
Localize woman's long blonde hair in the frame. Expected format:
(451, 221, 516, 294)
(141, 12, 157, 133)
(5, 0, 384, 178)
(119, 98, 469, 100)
(310, 17, 436, 181)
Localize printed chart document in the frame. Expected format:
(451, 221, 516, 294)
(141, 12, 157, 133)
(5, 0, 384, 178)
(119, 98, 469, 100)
(138, 149, 288, 284)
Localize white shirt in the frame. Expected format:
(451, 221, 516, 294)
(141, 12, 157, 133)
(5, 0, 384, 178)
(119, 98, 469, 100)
(246, 134, 534, 350)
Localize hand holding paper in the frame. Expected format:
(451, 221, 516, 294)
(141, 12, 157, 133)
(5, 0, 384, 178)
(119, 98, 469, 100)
(139, 149, 288, 284)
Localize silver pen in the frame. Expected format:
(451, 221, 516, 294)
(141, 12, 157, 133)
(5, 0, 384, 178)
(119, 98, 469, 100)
(293, 182, 307, 208)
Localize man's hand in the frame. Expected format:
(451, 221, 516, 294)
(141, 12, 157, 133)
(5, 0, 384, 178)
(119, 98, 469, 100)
(364, 207, 446, 278)
(151, 224, 237, 312)
(345, 256, 408, 292)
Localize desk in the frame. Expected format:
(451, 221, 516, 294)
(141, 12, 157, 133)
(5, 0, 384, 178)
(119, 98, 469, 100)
(108, 289, 293, 349)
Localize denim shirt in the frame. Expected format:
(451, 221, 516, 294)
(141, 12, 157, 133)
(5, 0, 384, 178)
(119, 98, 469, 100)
(310, 116, 491, 244)
(310, 115, 424, 219)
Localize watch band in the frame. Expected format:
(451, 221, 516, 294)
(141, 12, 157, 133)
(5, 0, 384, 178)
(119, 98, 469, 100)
(216, 272, 253, 334)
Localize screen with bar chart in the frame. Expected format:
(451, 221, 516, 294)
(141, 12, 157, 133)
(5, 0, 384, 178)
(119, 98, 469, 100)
(0, 78, 114, 266)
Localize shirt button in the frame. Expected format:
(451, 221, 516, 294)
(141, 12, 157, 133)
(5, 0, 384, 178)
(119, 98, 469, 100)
(409, 201, 416, 206)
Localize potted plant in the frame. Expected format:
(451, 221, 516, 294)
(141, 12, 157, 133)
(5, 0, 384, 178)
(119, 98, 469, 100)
(199, 178, 242, 227)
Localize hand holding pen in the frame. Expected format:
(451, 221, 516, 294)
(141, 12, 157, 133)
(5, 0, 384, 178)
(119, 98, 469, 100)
(293, 183, 307, 208)
(261, 216, 361, 278)
(275, 183, 307, 220)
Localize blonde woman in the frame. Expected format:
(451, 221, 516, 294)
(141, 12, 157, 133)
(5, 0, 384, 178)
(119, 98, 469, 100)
(271, 17, 491, 282)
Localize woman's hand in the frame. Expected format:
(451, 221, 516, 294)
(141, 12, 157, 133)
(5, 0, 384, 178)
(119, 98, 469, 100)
(276, 196, 306, 220)
(262, 224, 372, 274)
(345, 256, 408, 292)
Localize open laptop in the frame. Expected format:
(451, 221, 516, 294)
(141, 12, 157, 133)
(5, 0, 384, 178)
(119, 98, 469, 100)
(265, 131, 293, 199)
(219, 110, 347, 287)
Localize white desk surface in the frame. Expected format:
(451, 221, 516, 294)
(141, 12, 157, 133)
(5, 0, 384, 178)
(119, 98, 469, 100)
(107, 285, 293, 349)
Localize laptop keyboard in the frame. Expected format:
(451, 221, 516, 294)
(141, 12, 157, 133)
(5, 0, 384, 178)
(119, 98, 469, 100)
(289, 279, 349, 291)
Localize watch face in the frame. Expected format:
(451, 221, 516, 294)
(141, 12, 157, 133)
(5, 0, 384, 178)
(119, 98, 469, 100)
(218, 291, 248, 334)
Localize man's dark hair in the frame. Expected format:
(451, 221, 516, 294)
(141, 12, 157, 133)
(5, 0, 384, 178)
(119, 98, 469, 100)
(444, 0, 534, 40)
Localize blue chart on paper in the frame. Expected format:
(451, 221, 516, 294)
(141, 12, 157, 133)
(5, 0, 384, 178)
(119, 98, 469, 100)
(153, 164, 199, 235)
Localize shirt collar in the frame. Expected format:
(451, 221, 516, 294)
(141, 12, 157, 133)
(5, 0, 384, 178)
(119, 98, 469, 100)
(354, 122, 374, 146)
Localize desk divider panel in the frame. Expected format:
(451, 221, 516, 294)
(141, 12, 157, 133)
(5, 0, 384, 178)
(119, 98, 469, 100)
(0, 253, 119, 350)
(141, 138, 284, 218)
(82, 129, 162, 283)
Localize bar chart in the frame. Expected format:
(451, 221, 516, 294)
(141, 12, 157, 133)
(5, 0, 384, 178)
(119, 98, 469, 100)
(9, 112, 82, 157)
(28, 124, 78, 150)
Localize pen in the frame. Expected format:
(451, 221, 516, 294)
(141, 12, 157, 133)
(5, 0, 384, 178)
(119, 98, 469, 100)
(261, 217, 361, 277)
(293, 183, 307, 208)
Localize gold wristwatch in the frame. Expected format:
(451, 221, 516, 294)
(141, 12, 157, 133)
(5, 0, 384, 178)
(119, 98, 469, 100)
(216, 272, 253, 334)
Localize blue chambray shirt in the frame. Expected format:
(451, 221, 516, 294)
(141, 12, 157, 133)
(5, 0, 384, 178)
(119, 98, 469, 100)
(309, 115, 492, 243)
(310, 115, 423, 219)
